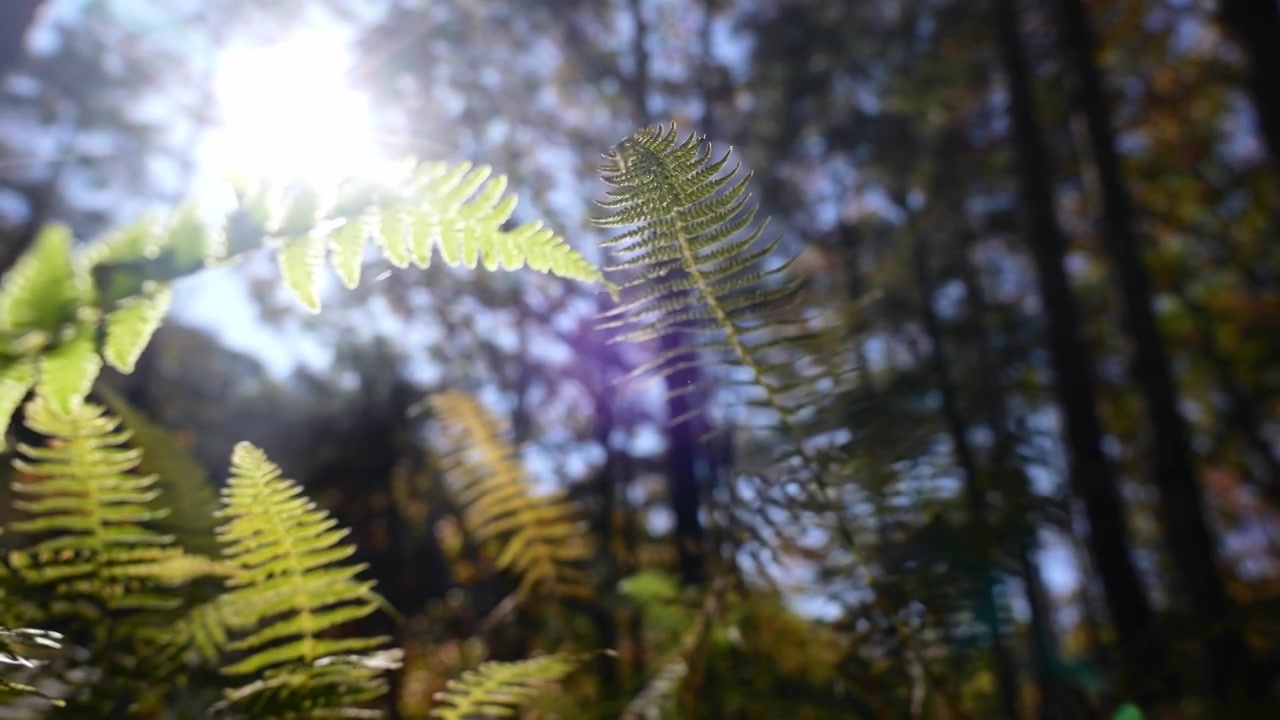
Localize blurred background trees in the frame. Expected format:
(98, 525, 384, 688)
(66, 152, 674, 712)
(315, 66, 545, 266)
(2, 0, 1278, 717)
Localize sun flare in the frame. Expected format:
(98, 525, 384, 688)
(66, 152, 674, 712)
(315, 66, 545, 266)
(202, 28, 388, 190)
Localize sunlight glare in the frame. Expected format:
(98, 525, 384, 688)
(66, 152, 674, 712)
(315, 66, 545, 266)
(204, 29, 388, 190)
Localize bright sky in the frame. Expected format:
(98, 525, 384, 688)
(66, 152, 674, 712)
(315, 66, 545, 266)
(198, 27, 387, 190)
(177, 22, 386, 376)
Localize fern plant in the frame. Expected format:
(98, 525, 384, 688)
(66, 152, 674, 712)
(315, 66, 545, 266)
(207, 441, 397, 717)
(594, 124, 844, 430)
(3, 396, 235, 712)
(429, 390, 593, 602)
(0, 159, 613, 450)
(7, 397, 229, 617)
(430, 653, 581, 720)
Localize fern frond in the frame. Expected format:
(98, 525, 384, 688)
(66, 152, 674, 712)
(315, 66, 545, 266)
(429, 390, 593, 601)
(95, 384, 222, 556)
(5, 397, 197, 614)
(0, 224, 82, 340)
(430, 654, 581, 720)
(211, 442, 393, 713)
(101, 285, 171, 373)
(0, 626, 65, 707)
(593, 124, 841, 431)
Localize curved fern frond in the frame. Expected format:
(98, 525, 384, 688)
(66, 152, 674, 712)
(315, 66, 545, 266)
(81, 160, 613, 316)
(593, 124, 842, 431)
(0, 225, 82, 343)
(0, 626, 65, 707)
(95, 384, 221, 556)
(430, 654, 581, 720)
(210, 649, 404, 719)
(4, 397, 212, 616)
(212, 442, 393, 714)
(429, 391, 593, 602)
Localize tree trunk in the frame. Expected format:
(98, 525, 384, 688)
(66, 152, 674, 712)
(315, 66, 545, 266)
(912, 228, 1023, 720)
(1054, 0, 1267, 701)
(991, 0, 1160, 701)
(957, 241, 1065, 720)
(1219, 0, 1280, 177)
(623, 0, 706, 586)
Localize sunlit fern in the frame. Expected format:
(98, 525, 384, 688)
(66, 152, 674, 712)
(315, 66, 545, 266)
(430, 654, 580, 720)
(81, 159, 613, 315)
(210, 442, 397, 715)
(593, 124, 849, 434)
(429, 390, 593, 602)
(0, 160, 612, 446)
(6, 397, 228, 620)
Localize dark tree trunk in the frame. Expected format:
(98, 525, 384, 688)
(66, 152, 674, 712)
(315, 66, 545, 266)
(1054, 0, 1267, 701)
(624, 0, 706, 587)
(1219, 0, 1280, 177)
(957, 240, 1066, 720)
(912, 229, 1023, 720)
(991, 0, 1161, 701)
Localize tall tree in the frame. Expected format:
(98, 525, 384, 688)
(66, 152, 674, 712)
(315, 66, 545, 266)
(1054, 0, 1267, 701)
(991, 0, 1161, 700)
(912, 216, 1022, 720)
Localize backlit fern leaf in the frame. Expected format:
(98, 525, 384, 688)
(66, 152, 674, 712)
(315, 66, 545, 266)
(429, 390, 593, 602)
(593, 124, 841, 432)
(342, 162, 611, 293)
(430, 654, 580, 720)
(5, 397, 208, 616)
(212, 442, 394, 715)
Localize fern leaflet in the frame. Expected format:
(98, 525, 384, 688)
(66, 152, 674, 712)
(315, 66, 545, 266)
(430, 654, 580, 720)
(212, 442, 396, 714)
(430, 390, 593, 602)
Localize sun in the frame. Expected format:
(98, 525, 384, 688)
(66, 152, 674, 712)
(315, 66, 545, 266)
(201, 27, 388, 190)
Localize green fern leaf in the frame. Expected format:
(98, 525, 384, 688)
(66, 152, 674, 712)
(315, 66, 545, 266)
(277, 235, 327, 313)
(0, 360, 36, 449)
(102, 286, 171, 373)
(95, 384, 221, 556)
(36, 330, 102, 416)
(330, 213, 372, 289)
(214, 442, 391, 689)
(3, 397, 222, 618)
(430, 391, 593, 601)
(593, 124, 825, 427)
(355, 161, 614, 295)
(430, 654, 580, 720)
(0, 224, 81, 336)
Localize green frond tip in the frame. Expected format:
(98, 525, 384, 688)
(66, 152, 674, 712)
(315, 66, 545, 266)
(321, 160, 617, 307)
(0, 224, 81, 337)
(214, 442, 391, 687)
(430, 390, 594, 602)
(36, 329, 103, 416)
(431, 654, 582, 720)
(0, 360, 36, 450)
(102, 285, 171, 373)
